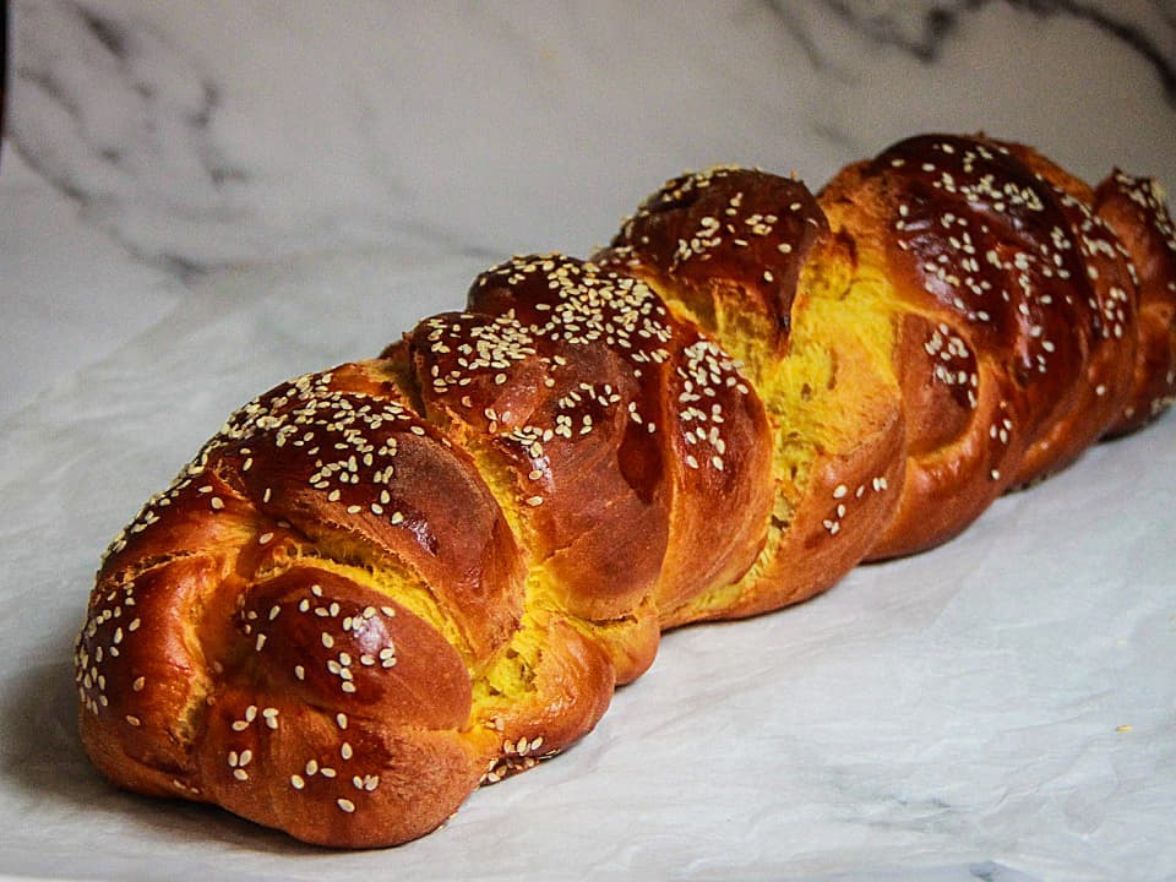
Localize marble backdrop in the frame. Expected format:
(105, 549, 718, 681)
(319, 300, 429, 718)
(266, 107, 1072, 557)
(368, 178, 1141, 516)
(2, 2, 1176, 879)
(5, 0, 1176, 416)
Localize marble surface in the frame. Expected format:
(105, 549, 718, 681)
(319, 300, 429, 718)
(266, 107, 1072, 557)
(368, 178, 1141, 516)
(2, 1, 1175, 879)
(6, 0, 1176, 417)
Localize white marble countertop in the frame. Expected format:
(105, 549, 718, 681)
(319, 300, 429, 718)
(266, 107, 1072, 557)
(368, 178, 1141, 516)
(2, 2, 1175, 879)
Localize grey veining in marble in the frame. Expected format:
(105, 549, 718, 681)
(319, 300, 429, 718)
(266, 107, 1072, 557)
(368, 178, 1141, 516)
(9, 1, 1176, 282)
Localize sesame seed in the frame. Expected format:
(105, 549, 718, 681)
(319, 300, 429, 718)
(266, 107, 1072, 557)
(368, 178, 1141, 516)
(337, 798, 355, 813)
(290, 774, 305, 790)
(125, 715, 141, 727)
(341, 742, 353, 760)
(258, 532, 274, 545)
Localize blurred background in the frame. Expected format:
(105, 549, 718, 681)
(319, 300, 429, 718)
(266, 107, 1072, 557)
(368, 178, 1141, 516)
(3, 0, 1174, 419)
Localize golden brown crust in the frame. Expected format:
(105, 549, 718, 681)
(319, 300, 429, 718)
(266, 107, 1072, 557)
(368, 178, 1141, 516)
(821, 135, 1146, 557)
(605, 166, 828, 354)
(77, 135, 1176, 848)
(405, 254, 773, 674)
(1094, 170, 1176, 433)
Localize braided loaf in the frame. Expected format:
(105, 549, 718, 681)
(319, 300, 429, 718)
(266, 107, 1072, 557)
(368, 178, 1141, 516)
(75, 134, 1176, 847)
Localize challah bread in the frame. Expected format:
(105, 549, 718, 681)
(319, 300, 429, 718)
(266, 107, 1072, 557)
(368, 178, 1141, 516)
(75, 134, 1176, 848)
